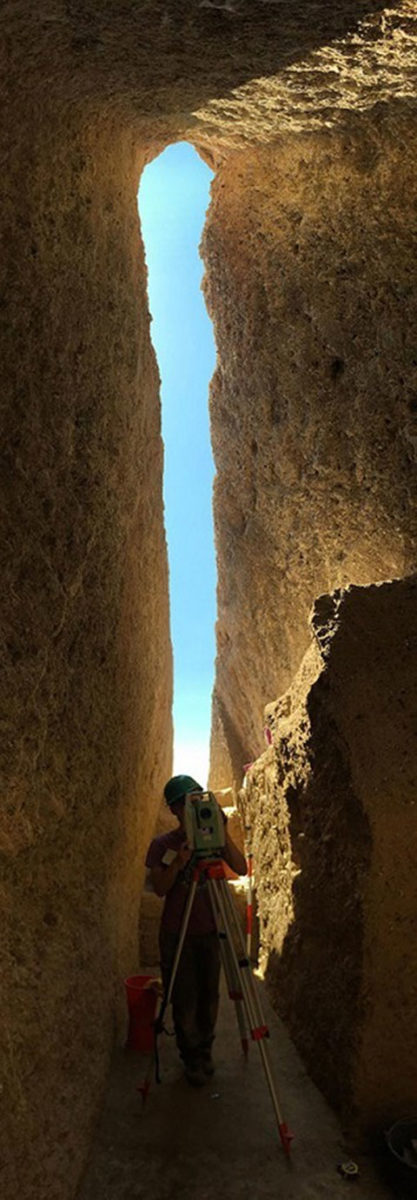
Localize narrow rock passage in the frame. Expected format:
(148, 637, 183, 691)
(77, 969, 390, 1200)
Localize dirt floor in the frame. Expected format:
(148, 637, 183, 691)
(76, 967, 394, 1200)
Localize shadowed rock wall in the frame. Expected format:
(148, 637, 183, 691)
(1, 3, 417, 1197)
(240, 577, 417, 1127)
(0, 110, 172, 1200)
(206, 117, 417, 787)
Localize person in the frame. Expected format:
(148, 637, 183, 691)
(145, 774, 247, 1087)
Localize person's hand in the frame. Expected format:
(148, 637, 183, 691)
(177, 841, 192, 867)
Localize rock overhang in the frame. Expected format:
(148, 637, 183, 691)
(3, 3, 417, 151)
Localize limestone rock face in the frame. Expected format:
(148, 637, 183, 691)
(1, 116, 172, 1200)
(2, 4, 416, 151)
(205, 121, 417, 787)
(240, 577, 417, 1127)
(1, 3, 417, 1198)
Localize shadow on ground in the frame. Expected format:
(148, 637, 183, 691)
(77, 967, 394, 1200)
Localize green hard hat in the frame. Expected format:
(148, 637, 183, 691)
(164, 775, 203, 807)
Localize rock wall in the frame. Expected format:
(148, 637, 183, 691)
(206, 116, 417, 788)
(240, 577, 417, 1127)
(4, 3, 417, 156)
(0, 111, 172, 1200)
(1, 3, 417, 1197)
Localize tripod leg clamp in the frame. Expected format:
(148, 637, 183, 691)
(250, 1023, 269, 1041)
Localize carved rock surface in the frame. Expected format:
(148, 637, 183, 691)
(241, 577, 417, 1126)
(1, 3, 417, 1197)
(0, 122, 172, 1200)
(206, 120, 417, 788)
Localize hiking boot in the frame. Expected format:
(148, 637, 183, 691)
(200, 1051, 214, 1076)
(184, 1061, 206, 1087)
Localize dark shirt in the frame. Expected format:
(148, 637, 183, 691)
(145, 828, 217, 936)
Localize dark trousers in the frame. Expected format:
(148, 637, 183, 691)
(159, 930, 220, 1065)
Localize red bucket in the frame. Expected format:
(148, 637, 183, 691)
(124, 975, 158, 1053)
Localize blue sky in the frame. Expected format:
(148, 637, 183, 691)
(138, 143, 216, 786)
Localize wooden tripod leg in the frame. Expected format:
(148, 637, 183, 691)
(215, 876, 294, 1156)
(207, 878, 249, 1055)
(164, 877, 199, 1008)
(140, 874, 199, 1099)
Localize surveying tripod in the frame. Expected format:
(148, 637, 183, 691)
(160, 855, 293, 1156)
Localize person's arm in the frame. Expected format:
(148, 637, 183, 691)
(150, 842, 191, 897)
